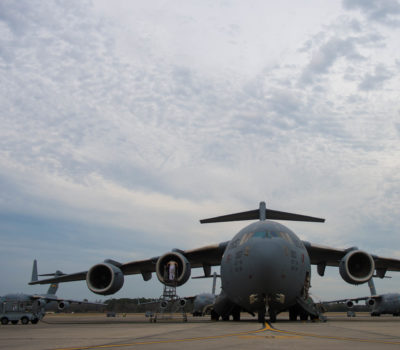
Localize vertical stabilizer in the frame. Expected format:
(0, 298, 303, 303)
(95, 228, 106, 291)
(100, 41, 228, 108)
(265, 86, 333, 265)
(46, 271, 63, 295)
(368, 279, 377, 296)
(31, 259, 38, 282)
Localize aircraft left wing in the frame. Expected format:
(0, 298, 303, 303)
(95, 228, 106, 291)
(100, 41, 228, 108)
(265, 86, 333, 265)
(29, 241, 229, 286)
(30, 294, 105, 305)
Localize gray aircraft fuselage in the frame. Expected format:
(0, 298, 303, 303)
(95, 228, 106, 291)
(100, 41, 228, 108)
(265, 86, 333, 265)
(221, 220, 310, 314)
(372, 294, 400, 315)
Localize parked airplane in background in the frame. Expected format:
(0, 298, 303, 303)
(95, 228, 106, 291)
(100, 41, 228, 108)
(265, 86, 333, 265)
(192, 272, 219, 317)
(324, 278, 400, 317)
(0, 260, 104, 325)
(30, 202, 400, 323)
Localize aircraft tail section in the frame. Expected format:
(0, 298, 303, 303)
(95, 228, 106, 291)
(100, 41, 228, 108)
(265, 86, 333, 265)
(31, 260, 65, 295)
(31, 259, 38, 282)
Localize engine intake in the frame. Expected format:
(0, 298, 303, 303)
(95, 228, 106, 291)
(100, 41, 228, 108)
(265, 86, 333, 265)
(366, 298, 375, 307)
(346, 300, 354, 308)
(58, 301, 70, 310)
(86, 262, 124, 295)
(156, 252, 191, 286)
(339, 250, 375, 285)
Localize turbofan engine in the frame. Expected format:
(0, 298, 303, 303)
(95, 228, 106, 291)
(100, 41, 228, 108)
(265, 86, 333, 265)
(346, 300, 354, 308)
(155, 252, 191, 286)
(339, 250, 375, 285)
(366, 298, 375, 307)
(58, 301, 70, 310)
(86, 262, 124, 295)
(34, 299, 47, 308)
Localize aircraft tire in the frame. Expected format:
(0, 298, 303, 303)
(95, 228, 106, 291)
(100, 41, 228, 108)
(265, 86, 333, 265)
(269, 310, 277, 323)
(20, 316, 29, 325)
(1, 317, 8, 325)
(299, 311, 308, 321)
(258, 310, 266, 323)
(211, 310, 219, 321)
(11, 320, 18, 325)
(289, 309, 297, 321)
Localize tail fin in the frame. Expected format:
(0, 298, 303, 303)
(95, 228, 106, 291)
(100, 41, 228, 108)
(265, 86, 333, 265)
(31, 259, 38, 282)
(45, 271, 64, 295)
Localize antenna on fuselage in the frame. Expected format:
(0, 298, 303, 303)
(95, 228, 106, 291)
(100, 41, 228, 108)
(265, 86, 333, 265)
(259, 201, 266, 221)
(200, 201, 325, 224)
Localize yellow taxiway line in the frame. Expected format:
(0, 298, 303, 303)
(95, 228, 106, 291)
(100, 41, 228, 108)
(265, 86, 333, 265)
(55, 321, 400, 350)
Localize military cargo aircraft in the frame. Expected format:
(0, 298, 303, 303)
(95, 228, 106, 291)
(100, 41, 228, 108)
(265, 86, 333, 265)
(0, 260, 104, 325)
(29, 202, 400, 322)
(192, 272, 219, 316)
(325, 278, 400, 317)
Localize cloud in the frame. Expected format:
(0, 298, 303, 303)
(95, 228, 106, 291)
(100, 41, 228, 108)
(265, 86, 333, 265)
(359, 64, 392, 90)
(343, 0, 400, 26)
(1, 0, 400, 300)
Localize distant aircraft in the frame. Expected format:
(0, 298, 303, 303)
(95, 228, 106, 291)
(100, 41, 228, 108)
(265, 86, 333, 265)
(30, 202, 400, 323)
(192, 272, 219, 317)
(324, 278, 400, 317)
(0, 260, 104, 325)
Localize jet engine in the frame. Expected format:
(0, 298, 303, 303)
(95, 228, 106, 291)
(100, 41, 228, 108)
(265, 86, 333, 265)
(339, 250, 375, 285)
(366, 298, 375, 307)
(155, 252, 191, 286)
(58, 301, 70, 310)
(34, 299, 46, 308)
(346, 300, 354, 308)
(86, 262, 124, 295)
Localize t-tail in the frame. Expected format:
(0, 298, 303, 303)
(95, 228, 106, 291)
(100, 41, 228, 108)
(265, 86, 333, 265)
(31, 259, 65, 295)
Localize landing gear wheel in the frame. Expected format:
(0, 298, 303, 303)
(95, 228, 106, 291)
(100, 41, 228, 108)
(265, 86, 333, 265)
(232, 309, 241, 321)
(21, 317, 29, 325)
(289, 309, 298, 321)
(269, 310, 277, 323)
(257, 310, 266, 323)
(211, 310, 219, 321)
(1, 317, 8, 325)
(299, 311, 309, 321)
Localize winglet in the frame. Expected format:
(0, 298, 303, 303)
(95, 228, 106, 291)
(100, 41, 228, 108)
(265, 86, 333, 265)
(31, 259, 38, 282)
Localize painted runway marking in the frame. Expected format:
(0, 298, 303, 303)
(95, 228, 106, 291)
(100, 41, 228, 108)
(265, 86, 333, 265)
(54, 324, 269, 350)
(54, 322, 400, 350)
(265, 322, 400, 345)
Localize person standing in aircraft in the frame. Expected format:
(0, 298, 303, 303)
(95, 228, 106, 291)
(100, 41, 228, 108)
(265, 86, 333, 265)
(167, 261, 178, 281)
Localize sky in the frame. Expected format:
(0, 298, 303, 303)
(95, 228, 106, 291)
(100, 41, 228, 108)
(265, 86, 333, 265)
(0, 0, 400, 303)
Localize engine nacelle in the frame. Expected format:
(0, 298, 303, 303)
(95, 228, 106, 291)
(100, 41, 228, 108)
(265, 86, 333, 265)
(34, 299, 47, 308)
(86, 262, 124, 295)
(366, 298, 375, 307)
(58, 301, 70, 310)
(339, 250, 375, 285)
(156, 252, 191, 287)
(346, 300, 354, 309)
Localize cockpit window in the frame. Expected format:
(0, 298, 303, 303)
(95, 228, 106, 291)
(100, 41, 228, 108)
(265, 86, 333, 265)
(239, 232, 253, 245)
(253, 231, 266, 238)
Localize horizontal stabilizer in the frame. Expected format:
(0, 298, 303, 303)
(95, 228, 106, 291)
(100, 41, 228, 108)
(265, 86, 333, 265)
(200, 203, 325, 224)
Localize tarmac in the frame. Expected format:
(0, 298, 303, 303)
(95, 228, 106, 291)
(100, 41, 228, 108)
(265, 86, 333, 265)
(1, 312, 400, 350)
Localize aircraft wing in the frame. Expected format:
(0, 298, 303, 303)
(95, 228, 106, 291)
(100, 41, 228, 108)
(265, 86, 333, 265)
(303, 241, 400, 272)
(29, 241, 229, 285)
(322, 295, 382, 304)
(30, 294, 105, 305)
